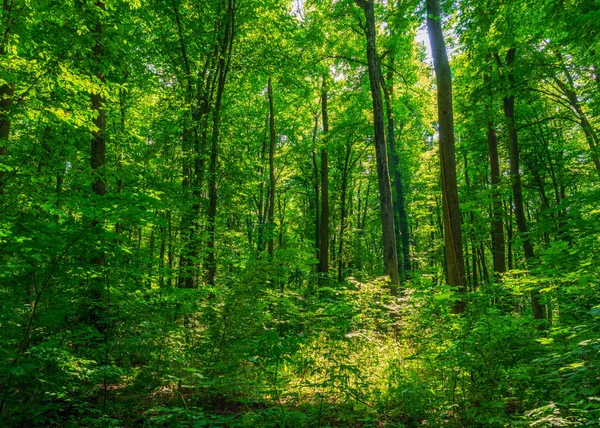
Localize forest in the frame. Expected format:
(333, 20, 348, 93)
(1, 0, 600, 426)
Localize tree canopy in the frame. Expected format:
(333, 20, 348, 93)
(1, 0, 600, 426)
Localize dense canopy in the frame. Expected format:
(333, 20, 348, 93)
(1, 0, 599, 426)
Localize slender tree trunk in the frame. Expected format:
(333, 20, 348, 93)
(383, 63, 411, 279)
(90, 0, 107, 267)
(257, 114, 269, 253)
(159, 213, 166, 288)
(464, 155, 478, 290)
(86, 0, 108, 347)
(553, 77, 600, 175)
(267, 77, 276, 257)
(319, 74, 329, 275)
(113, 86, 126, 236)
(177, 131, 195, 288)
(277, 191, 286, 249)
(434, 196, 446, 282)
(484, 71, 506, 276)
(0, 82, 13, 196)
(505, 198, 513, 271)
(427, 0, 466, 312)
(355, 0, 400, 293)
(479, 242, 489, 285)
(428, 205, 436, 268)
(553, 51, 600, 176)
(91, 2, 107, 200)
(168, 211, 174, 287)
(465, 240, 472, 288)
(0, 0, 15, 196)
(355, 178, 370, 273)
(205, 0, 234, 285)
(500, 48, 544, 320)
(311, 113, 320, 261)
(338, 143, 351, 282)
(174, 3, 197, 288)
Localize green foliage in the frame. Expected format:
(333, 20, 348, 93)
(1, 0, 600, 426)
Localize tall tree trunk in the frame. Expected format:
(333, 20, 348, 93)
(113, 86, 126, 236)
(91, 1, 107, 200)
(277, 191, 286, 249)
(267, 76, 276, 257)
(159, 212, 166, 288)
(355, 177, 370, 273)
(0, 0, 15, 196)
(168, 211, 174, 287)
(427, 0, 466, 312)
(500, 48, 544, 321)
(257, 114, 269, 253)
(354, 0, 400, 293)
(88, 0, 108, 342)
(383, 64, 410, 280)
(174, 3, 196, 288)
(319, 74, 329, 275)
(505, 198, 514, 271)
(464, 155, 478, 290)
(205, 0, 235, 285)
(484, 71, 506, 276)
(0, 83, 12, 197)
(338, 143, 351, 282)
(311, 113, 320, 261)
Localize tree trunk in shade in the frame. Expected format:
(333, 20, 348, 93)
(0, 0, 14, 196)
(426, 0, 466, 313)
(499, 48, 544, 321)
(266, 76, 276, 257)
(354, 0, 400, 293)
(319, 74, 329, 276)
(205, 0, 234, 285)
(484, 69, 506, 276)
(383, 62, 411, 280)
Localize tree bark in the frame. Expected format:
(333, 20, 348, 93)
(205, 0, 234, 285)
(311, 113, 320, 261)
(257, 114, 269, 253)
(500, 48, 544, 320)
(354, 0, 400, 293)
(338, 143, 351, 282)
(0, 0, 15, 196)
(484, 70, 506, 276)
(174, 3, 197, 288)
(319, 74, 329, 275)
(91, 1, 107, 199)
(0, 83, 12, 197)
(266, 76, 276, 257)
(382, 63, 411, 280)
(552, 68, 600, 176)
(87, 0, 108, 342)
(426, 0, 466, 312)
(464, 155, 478, 290)
(505, 198, 514, 270)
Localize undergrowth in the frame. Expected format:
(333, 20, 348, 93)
(3, 259, 599, 427)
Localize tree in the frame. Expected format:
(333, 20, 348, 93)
(205, 0, 236, 284)
(382, 59, 411, 280)
(496, 47, 545, 320)
(484, 67, 507, 276)
(426, 0, 466, 311)
(354, 0, 400, 292)
(0, 0, 16, 196)
(319, 73, 329, 275)
(267, 76, 276, 257)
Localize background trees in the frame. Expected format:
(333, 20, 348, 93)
(0, 0, 599, 425)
